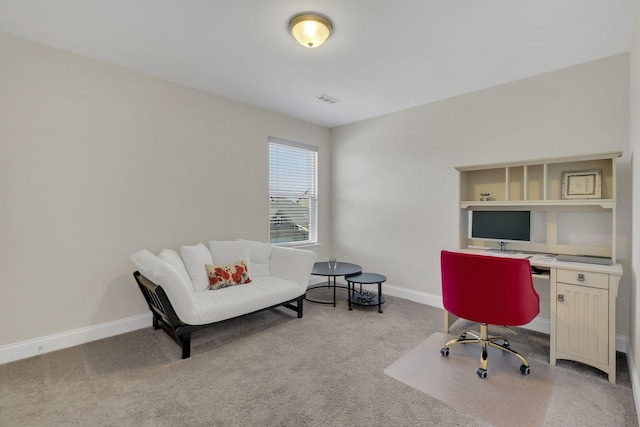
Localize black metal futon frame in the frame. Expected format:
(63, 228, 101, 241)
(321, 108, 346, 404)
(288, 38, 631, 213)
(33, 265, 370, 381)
(133, 271, 305, 359)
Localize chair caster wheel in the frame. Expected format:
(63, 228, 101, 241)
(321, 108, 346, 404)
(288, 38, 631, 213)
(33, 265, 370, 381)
(520, 364, 530, 375)
(440, 347, 449, 357)
(477, 368, 487, 379)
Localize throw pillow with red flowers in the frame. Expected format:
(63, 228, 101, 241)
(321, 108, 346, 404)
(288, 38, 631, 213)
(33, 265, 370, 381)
(206, 261, 251, 290)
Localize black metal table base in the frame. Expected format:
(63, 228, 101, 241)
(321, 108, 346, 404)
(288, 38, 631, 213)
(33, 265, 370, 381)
(346, 273, 387, 313)
(305, 276, 348, 307)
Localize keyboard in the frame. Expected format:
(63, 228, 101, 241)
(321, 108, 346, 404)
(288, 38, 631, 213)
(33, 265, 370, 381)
(530, 265, 550, 275)
(483, 251, 513, 257)
(531, 255, 556, 263)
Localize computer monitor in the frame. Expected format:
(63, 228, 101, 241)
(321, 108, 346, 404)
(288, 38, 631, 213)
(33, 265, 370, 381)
(470, 210, 531, 251)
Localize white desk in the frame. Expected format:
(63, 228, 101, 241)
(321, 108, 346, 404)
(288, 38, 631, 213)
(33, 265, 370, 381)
(444, 249, 623, 383)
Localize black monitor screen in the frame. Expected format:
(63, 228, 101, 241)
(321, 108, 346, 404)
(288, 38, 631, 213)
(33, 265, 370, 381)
(471, 210, 531, 243)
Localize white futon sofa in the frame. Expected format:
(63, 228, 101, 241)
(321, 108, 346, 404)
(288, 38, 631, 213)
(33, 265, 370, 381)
(131, 239, 317, 358)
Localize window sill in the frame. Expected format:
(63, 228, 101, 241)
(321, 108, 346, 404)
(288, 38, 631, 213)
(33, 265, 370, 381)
(274, 242, 321, 251)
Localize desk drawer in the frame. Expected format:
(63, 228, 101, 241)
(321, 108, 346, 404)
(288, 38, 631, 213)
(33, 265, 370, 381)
(556, 269, 609, 289)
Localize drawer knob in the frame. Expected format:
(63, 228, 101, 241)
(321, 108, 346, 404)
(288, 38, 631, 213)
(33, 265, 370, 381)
(558, 294, 565, 302)
(577, 273, 585, 282)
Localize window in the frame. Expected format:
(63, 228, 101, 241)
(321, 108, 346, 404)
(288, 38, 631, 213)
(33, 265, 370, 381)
(269, 137, 318, 245)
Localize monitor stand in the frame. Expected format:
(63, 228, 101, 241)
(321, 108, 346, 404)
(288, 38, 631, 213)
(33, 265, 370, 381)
(487, 242, 517, 254)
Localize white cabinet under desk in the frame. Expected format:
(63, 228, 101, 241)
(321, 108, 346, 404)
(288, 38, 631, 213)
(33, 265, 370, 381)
(445, 249, 623, 383)
(549, 261, 622, 383)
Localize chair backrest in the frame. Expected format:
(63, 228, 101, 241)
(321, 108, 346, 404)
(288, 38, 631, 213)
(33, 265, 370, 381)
(440, 250, 540, 326)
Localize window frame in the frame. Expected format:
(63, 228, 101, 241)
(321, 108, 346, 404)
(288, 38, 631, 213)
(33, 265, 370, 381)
(268, 137, 318, 247)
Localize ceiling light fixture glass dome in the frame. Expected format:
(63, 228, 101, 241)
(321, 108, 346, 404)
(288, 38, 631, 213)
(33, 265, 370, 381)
(288, 13, 333, 48)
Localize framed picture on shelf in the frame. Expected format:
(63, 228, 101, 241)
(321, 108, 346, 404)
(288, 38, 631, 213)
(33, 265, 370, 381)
(561, 169, 602, 199)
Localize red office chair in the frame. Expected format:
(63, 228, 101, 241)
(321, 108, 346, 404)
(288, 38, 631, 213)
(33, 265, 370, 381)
(440, 250, 540, 379)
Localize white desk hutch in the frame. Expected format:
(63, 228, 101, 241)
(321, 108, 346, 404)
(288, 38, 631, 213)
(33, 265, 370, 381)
(449, 151, 623, 383)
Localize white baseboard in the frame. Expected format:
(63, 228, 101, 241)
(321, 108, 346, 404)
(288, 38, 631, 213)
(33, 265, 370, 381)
(382, 283, 549, 335)
(378, 282, 630, 354)
(0, 282, 632, 367)
(382, 283, 445, 308)
(0, 313, 152, 365)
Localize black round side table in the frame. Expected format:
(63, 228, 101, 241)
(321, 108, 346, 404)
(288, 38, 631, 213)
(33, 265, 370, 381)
(308, 262, 362, 307)
(346, 273, 387, 313)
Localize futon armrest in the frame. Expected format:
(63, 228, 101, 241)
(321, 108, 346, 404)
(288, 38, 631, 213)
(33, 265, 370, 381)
(270, 246, 318, 290)
(134, 271, 183, 328)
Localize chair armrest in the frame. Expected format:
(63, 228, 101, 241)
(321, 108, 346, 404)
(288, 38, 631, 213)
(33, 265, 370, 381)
(270, 246, 318, 290)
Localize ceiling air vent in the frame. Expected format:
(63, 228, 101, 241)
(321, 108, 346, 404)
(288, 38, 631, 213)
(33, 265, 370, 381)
(315, 94, 340, 104)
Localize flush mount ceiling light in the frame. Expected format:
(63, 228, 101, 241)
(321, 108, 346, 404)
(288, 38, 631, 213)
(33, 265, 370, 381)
(288, 13, 333, 48)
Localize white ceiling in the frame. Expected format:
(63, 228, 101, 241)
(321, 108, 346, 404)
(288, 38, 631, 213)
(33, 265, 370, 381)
(0, 1, 637, 128)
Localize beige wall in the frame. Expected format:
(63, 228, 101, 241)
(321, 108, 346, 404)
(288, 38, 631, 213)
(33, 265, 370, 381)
(630, 2, 640, 389)
(0, 32, 332, 347)
(1, 28, 635, 360)
(331, 54, 631, 336)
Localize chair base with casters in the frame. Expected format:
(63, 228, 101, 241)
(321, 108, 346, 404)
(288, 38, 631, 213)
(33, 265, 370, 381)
(440, 323, 531, 379)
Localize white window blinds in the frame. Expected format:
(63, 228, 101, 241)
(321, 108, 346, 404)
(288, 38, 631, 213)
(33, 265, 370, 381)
(269, 138, 318, 244)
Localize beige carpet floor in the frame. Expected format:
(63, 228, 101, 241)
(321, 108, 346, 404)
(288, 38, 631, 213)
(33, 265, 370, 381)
(0, 290, 637, 426)
(385, 332, 555, 427)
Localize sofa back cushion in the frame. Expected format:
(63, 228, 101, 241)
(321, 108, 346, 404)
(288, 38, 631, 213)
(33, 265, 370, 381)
(180, 243, 214, 292)
(158, 249, 192, 288)
(237, 239, 272, 277)
(208, 240, 251, 274)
